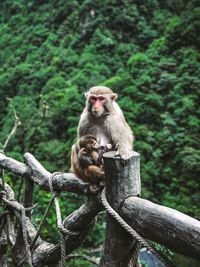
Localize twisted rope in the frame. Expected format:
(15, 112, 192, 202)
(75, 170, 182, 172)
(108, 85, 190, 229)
(101, 188, 172, 267)
(0, 180, 33, 267)
(48, 172, 66, 267)
(48, 173, 78, 236)
(30, 192, 58, 251)
(21, 208, 34, 267)
(129, 241, 141, 267)
(48, 172, 79, 267)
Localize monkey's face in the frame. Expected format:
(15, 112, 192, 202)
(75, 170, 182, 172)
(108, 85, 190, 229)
(90, 139, 101, 149)
(88, 95, 107, 118)
(79, 135, 100, 151)
(85, 139, 101, 151)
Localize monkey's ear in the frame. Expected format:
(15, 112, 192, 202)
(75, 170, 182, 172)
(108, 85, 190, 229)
(111, 93, 118, 101)
(85, 92, 90, 98)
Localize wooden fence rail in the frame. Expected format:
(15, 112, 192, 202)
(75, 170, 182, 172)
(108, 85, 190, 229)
(0, 151, 200, 266)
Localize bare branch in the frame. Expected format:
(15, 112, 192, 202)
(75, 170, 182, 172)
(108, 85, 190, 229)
(121, 196, 200, 260)
(24, 178, 34, 217)
(0, 152, 28, 176)
(32, 199, 102, 266)
(0, 152, 94, 195)
(2, 100, 21, 152)
(1, 179, 102, 266)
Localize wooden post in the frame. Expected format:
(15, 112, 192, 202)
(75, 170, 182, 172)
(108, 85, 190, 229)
(100, 151, 141, 267)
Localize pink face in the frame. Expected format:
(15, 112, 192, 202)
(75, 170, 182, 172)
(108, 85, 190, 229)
(89, 95, 106, 117)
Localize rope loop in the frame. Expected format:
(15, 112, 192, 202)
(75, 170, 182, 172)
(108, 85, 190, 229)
(48, 172, 79, 235)
(21, 207, 34, 267)
(101, 188, 172, 267)
(48, 172, 79, 267)
(48, 172, 61, 194)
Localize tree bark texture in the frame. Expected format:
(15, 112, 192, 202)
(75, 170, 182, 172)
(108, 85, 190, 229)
(0, 150, 102, 266)
(120, 197, 200, 260)
(100, 151, 141, 267)
(1, 151, 200, 265)
(0, 152, 91, 194)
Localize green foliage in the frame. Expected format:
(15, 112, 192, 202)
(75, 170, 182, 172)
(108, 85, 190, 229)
(0, 0, 200, 266)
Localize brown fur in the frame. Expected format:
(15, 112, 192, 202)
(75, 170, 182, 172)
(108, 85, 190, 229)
(71, 135, 105, 183)
(89, 86, 114, 95)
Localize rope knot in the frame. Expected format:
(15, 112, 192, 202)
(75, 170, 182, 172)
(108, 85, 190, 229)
(101, 188, 171, 267)
(48, 172, 61, 194)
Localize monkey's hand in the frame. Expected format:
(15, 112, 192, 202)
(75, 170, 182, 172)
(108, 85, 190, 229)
(115, 150, 134, 160)
(106, 144, 112, 150)
(115, 150, 134, 167)
(78, 151, 94, 166)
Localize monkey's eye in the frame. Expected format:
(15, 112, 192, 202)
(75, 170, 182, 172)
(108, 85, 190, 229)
(98, 96, 105, 101)
(90, 96, 97, 102)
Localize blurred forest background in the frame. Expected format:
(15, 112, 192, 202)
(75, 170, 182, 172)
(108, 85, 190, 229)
(0, 0, 200, 266)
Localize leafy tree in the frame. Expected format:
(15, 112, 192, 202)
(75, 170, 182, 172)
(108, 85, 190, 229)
(0, 0, 199, 265)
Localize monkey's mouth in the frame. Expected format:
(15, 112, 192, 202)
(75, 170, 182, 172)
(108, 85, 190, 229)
(92, 111, 102, 117)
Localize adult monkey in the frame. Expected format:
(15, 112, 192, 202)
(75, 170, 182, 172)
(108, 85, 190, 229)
(78, 86, 134, 160)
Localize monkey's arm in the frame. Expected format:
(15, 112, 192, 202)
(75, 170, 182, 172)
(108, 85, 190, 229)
(78, 150, 94, 167)
(77, 110, 91, 137)
(96, 144, 113, 165)
(106, 115, 134, 160)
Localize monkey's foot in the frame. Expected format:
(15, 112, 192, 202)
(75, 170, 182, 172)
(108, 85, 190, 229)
(106, 144, 112, 150)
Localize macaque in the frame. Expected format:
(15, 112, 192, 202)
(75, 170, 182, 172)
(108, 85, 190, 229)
(77, 86, 134, 160)
(71, 135, 112, 183)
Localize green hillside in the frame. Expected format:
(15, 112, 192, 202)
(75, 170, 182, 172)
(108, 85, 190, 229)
(0, 1, 200, 265)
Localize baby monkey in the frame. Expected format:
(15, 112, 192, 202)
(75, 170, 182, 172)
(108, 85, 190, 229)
(71, 135, 112, 183)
